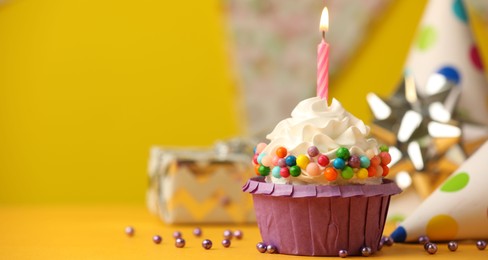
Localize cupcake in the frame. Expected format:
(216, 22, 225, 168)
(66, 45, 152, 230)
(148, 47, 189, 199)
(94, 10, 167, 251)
(243, 97, 401, 256)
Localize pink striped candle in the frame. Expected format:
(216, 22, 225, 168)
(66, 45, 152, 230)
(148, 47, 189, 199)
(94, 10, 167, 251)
(317, 7, 329, 101)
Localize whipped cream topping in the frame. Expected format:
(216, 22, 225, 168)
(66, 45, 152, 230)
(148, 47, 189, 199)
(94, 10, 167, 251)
(261, 97, 381, 185)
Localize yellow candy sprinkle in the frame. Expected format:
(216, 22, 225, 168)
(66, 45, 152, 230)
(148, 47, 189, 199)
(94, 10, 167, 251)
(296, 154, 310, 169)
(357, 168, 369, 179)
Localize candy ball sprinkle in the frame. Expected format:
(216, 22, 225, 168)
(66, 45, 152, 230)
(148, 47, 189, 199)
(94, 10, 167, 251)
(202, 239, 213, 250)
(266, 244, 277, 254)
(361, 247, 372, 257)
(447, 241, 458, 251)
(125, 226, 134, 237)
(476, 240, 487, 250)
(381, 236, 394, 247)
(175, 238, 185, 248)
(338, 249, 348, 258)
(418, 235, 429, 245)
(193, 227, 202, 237)
(256, 242, 267, 253)
(233, 230, 243, 240)
(222, 239, 231, 248)
(173, 231, 182, 239)
(425, 243, 437, 254)
(223, 230, 233, 239)
(152, 235, 162, 244)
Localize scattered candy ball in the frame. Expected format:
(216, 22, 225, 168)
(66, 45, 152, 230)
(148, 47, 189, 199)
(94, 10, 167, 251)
(193, 227, 202, 237)
(338, 249, 348, 258)
(357, 168, 368, 179)
(333, 158, 346, 169)
(425, 243, 438, 254)
(359, 155, 370, 168)
(379, 151, 391, 165)
(324, 167, 338, 181)
(370, 156, 381, 166)
(348, 155, 360, 168)
(125, 226, 135, 237)
(447, 241, 458, 251)
(285, 155, 297, 166)
(276, 147, 287, 158)
(202, 239, 213, 250)
(381, 236, 394, 247)
(367, 166, 377, 177)
(381, 164, 389, 176)
(341, 166, 354, 179)
(306, 163, 321, 176)
(476, 240, 487, 250)
(223, 230, 233, 239)
(175, 238, 185, 248)
(152, 235, 162, 244)
(280, 167, 290, 178)
(233, 230, 243, 240)
(256, 143, 267, 154)
(272, 166, 282, 178)
(379, 145, 389, 152)
(289, 165, 301, 177)
(307, 146, 319, 157)
(361, 246, 372, 257)
(266, 244, 277, 254)
(256, 242, 267, 253)
(418, 235, 429, 245)
(277, 158, 287, 167)
(258, 165, 270, 176)
(222, 239, 231, 248)
(173, 231, 182, 239)
(296, 154, 310, 169)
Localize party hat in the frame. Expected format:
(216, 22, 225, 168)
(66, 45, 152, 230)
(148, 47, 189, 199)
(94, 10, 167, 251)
(390, 140, 488, 242)
(405, 0, 488, 130)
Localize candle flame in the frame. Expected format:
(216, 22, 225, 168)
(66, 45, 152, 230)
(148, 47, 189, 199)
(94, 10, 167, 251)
(319, 7, 329, 32)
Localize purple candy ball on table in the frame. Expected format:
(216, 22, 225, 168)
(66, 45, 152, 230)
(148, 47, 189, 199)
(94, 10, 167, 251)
(477, 240, 487, 250)
(175, 238, 185, 248)
(193, 227, 202, 237)
(266, 244, 277, 254)
(418, 235, 429, 245)
(361, 246, 372, 257)
(256, 242, 267, 253)
(125, 226, 134, 237)
(173, 231, 182, 239)
(202, 239, 212, 250)
(381, 236, 394, 246)
(338, 249, 348, 258)
(223, 229, 233, 239)
(425, 243, 437, 254)
(222, 239, 231, 248)
(447, 241, 458, 251)
(152, 235, 162, 244)
(233, 230, 243, 240)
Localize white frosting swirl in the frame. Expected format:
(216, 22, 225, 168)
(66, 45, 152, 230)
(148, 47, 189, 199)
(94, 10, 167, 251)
(262, 97, 381, 185)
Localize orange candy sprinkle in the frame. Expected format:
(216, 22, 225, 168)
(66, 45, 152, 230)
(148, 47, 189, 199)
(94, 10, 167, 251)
(254, 165, 261, 176)
(370, 155, 381, 167)
(367, 166, 377, 177)
(381, 164, 390, 176)
(324, 167, 338, 181)
(276, 147, 288, 158)
(379, 152, 391, 165)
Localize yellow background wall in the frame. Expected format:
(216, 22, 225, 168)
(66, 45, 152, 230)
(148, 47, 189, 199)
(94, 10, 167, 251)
(1, 0, 486, 204)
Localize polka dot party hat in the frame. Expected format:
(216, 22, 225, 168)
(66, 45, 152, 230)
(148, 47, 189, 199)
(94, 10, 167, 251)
(390, 140, 488, 242)
(405, 0, 488, 129)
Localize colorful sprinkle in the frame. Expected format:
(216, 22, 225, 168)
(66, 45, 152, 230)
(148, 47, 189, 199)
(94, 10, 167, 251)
(252, 154, 259, 165)
(202, 239, 213, 250)
(153, 235, 162, 244)
(254, 165, 260, 175)
(276, 147, 287, 158)
(367, 166, 377, 177)
(175, 238, 185, 248)
(370, 156, 380, 166)
(285, 155, 297, 166)
(256, 143, 267, 154)
(348, 155, 360, 168)
(336, 147, 350, 160)
(258, 165, 270, 176)
(307, 146, 319, 157)
(222, 239, 231, 248)
(379, 152, 391, 165)
(317, 154, 330, 167)
(306, 162, 321, 176)
(341, 166, 354, 179)
(261, 155, 273, 167)
(416, 26, 437, 51)
(357, 168, 368, 179)
(440, 172, 469, 192)
(296, 154, 310, 169)
(256, 242, 267, 253)
(289, 166, 301, 177)
(277, 158, 287, 167)
(280, 167, 290, 178)
(379, 145, 389, 152)
(381, 164, 389, 176)
(271, 166, 281, 178)
(333, 158, 346, 170)
(271, 156, 280, 166)
(324, 167, 338, 181)
(359, 155, 370, 168)
(257, 153, 266, 164)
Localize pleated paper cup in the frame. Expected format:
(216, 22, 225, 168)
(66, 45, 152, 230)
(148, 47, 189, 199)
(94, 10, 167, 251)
(243, 177, 401, 256)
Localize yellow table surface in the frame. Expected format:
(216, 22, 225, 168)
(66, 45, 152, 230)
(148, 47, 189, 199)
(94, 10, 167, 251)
(1, 205, 487, 259)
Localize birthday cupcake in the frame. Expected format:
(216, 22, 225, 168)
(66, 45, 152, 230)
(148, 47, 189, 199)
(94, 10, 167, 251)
(243, 97, 401, 256)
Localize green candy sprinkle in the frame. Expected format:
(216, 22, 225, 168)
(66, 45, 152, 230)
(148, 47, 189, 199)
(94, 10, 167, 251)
(341, 166, 354, 179)
(379, 145, 389, 152)
(289, 166, 301, 177)
(258, 165, 270, 176)
(336, 147, 350, 160)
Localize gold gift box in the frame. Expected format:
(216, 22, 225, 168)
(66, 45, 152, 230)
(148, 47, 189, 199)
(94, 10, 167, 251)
(147, 141, 255, 224)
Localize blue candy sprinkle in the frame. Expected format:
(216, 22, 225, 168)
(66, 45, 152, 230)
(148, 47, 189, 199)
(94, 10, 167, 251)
(285, 155, 297, 166)
(390, 226, 407, 243)
(333, 158, 346, 170)
(272, 166, 281, 178)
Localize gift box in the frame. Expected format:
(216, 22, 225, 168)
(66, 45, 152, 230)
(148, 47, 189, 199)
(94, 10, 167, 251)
(147, 140, 256, 224)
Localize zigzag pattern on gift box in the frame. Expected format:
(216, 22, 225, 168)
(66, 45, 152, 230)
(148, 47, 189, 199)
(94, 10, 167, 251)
(161, 165, 255, 223)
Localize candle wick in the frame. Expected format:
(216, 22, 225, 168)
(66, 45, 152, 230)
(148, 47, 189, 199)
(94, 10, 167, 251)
(322, 30, 325, 41)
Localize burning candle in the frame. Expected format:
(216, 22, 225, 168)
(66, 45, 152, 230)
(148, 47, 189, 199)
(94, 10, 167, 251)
(317, 7, 329, 101)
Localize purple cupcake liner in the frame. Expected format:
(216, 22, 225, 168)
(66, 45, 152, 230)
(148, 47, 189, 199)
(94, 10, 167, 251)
(243, 177, 401, 256)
